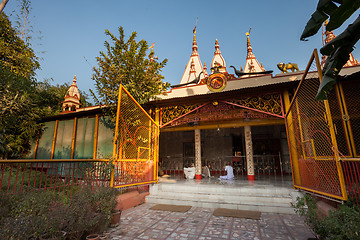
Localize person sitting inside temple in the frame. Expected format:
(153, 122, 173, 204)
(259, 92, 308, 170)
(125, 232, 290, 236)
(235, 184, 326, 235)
(202, 163, 211, 178)
(184, 163, 195, 179)
(219, 161, 234, 180)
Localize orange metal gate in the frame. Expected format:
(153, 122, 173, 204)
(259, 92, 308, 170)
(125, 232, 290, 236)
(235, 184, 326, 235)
(111, 85, 159, 188)
(285, 50, 347, 201)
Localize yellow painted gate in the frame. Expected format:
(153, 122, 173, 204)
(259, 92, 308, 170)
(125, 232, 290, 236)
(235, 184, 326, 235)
(111, 85, 159, 188)
(285, 50, 348, 201)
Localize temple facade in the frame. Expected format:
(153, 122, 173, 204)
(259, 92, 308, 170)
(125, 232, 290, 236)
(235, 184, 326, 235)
(146, 29, 298, 180)
(145, 26, 360, 181)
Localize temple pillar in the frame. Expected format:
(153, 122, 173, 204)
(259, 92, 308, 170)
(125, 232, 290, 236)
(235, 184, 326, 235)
(244, 125, 255, 181)
(194, 128, 202, 179)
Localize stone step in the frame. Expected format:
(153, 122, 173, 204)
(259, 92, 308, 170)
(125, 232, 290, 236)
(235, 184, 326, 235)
(146, 182, 302, 214)
(152, 183, 293, 196)
(148, 191, 292, 205)
(146, 195, 292, 208)
(146, 196, 295, 214)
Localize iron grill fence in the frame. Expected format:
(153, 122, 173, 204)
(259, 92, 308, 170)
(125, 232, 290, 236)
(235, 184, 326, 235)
(285, 49, 360, 203)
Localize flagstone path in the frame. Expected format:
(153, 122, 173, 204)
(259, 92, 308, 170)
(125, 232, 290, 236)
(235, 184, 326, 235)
(107, 203, 315, 240)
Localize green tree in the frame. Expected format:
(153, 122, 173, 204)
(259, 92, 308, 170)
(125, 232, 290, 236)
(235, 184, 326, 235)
(301, 0, 360, 100)
(91, 26, 170, 118)
(0, 11, 39, 78)
(0, 12, 69, 159)
(37, 80, 92, 112)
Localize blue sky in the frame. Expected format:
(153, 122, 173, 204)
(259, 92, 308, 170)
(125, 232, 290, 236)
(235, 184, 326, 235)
(4, 1, 360, 102)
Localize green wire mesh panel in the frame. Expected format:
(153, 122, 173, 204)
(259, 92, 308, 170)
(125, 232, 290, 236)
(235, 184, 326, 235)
(339, 80, 360, 157)
(36, 121, 56, 159)
(97, 116, 114, 159)
(74, 117, 95, 159)
(113, 85, 159, 187)
(54, 119, 74, 159)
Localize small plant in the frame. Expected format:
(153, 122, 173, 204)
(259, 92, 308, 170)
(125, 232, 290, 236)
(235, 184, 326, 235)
(292, 194, 360, 240)
(0, 187, 118, 239)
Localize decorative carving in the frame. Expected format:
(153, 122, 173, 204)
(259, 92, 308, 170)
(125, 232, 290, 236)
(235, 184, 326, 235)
(206, 73, 227, 92)
(230, 94, 282, 116)
(161, 104, 200, 126)
(160, 94, 282, 127)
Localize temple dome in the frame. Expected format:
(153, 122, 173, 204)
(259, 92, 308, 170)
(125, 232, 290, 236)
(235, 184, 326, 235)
(62, 75, 81, 112)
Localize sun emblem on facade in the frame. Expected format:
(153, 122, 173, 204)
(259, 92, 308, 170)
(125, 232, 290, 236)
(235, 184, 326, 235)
(206, 73, 227, 92)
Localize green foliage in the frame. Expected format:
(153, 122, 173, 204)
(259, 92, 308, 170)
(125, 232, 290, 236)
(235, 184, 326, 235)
(0, 12, 39, 78)
(91, 26, 170, 122)
(37, 80, 92, 112)
(292, 194, 360, 240)
(0, 64, 40, 159)
(300, 1, 360, 100)
(0, 12, 92, 159)
(0, 63, 62, 159)
(0, 187, 118, 239)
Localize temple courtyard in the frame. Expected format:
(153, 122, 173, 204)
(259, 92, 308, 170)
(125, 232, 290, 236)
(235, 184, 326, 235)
(107, 201, 315, 240)
(106, 176, 315, 240)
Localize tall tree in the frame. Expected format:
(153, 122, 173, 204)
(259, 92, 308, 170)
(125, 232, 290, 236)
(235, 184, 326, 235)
(14, 0, 32, 43)
(91, 26, 170, 119)
(301, 0, 360, 100)
(0, 11, 39, 78)
(0, 12, 62, 159)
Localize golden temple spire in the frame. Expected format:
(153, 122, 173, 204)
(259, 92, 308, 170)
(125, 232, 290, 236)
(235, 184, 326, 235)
(191, 18, 199, 56)
(193, 17, 198, 41)
(179, 18, 203, 85)
(243, 28, 265, 74)
(246, 28, 254, 60)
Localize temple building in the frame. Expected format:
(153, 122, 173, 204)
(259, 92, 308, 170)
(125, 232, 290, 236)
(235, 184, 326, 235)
(146, 29, 297, 180)
(62, 75, 81, 112)
(145, 26, 360, 182)
(29, 25, 360, 186)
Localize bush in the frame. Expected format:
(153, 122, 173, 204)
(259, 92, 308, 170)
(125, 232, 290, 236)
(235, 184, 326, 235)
(292, 194, 360, 240)
(0, 187, 118, 239)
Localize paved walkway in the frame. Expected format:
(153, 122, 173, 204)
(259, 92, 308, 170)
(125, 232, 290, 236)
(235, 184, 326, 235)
(107, 203, 315, 240)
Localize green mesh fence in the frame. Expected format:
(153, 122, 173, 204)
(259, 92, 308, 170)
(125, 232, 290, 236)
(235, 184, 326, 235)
(74, 117, 95, 159)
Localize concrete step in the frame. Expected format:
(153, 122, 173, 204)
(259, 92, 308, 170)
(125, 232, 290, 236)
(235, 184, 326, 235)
(152, 183, 294, 196)
(147, 192, 292, 205)
(146, 196, 296, 214)
(146, 182, 302, 214)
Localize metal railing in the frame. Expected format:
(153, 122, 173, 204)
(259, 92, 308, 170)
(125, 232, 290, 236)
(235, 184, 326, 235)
(341, 158, 360, 205)
(159, 153, 289, 178)
(0, 159, 111, 196)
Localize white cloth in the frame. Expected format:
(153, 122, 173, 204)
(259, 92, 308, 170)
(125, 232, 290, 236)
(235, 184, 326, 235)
(220, 165, 234, 180)
(184, 167, 195, 179)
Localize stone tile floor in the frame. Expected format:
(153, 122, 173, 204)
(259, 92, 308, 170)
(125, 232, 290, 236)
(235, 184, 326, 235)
(107, 203, 315, 240)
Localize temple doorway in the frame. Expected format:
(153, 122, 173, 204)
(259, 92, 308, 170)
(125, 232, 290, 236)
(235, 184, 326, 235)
(159, 125, 291, 179)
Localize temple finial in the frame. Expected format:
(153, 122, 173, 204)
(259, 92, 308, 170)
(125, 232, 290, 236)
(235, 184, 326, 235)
(193, 17, 198, 41)
(243, 28, 265, 73)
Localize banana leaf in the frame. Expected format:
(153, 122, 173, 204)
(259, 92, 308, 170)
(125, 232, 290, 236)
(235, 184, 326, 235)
(301, 0, 340, 40)
(326, 0, 360, 31)
(316, 16, 360, 100)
